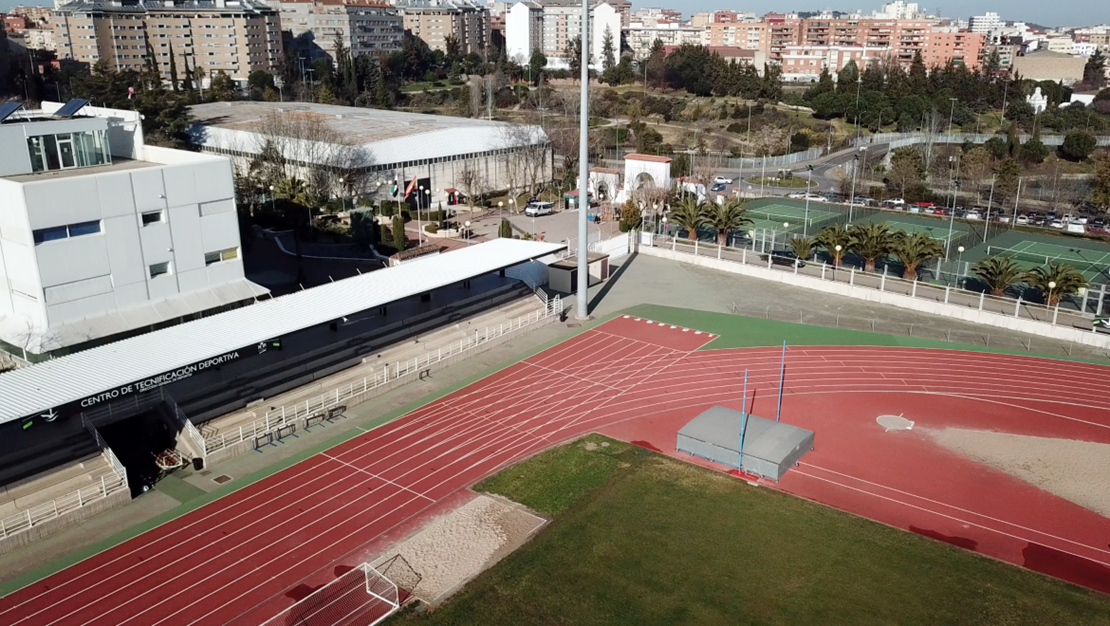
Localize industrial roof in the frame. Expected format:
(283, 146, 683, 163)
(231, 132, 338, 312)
(188, 102, 549, 168)
(0, 239, 564, 424)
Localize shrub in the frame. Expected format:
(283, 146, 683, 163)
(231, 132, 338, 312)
(499, 219, 513, 238)
(726, 122, 745, 134)
(391, 215, 406, 250)
(1060, 131, 1098, 162)
(424, 223, 439, 234)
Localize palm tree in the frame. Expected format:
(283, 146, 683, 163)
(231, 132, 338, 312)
(789, 235, 815, 261)
(706, 198, 753, 245)
(891, 232, 944, 281)
(667, 196, 710, 241)
(1023, 262, 1088, 307)
(848, 222, 897, 272)
(816, 223, 851, 267)
(972, 256, 1025, 296)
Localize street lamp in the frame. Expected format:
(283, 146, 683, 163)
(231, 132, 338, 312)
(465, 220, 472, 245)
(1048, 280, 1057, 304)
(849, 154, 859, 222)
(948, 97, 958, 136)
(661, 215, 668, 235)
(834, 244, 843, 275)
(268, 185, 275, 213)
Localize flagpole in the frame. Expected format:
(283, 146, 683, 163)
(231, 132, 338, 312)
(739, 369, 749, 471)
(776, 341, 786, 422)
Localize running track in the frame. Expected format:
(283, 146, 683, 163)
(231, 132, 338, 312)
(3, 315, 1110, 626)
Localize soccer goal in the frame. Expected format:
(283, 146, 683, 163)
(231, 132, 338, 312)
(260, 563, 400, 626)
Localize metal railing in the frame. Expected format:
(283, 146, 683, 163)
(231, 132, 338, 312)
(852, 132, 1110, 148)
(0, 470, 128, 540)
(727, 148, 825, 170)
(641, 232, 1105, 335)
(204, 298, 562, 454)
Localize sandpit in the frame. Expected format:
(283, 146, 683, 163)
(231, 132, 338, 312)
(371, 494, 546, 605)
(933, 428, 1110, 518)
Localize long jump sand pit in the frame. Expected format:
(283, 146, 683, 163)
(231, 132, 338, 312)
(371, 494, 547, 605)
(933, 428, 1110, 518)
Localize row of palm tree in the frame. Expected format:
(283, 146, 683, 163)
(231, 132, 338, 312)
(666, 197, 753, 246)
(805, 222, 944, 280)
(971, 257, 1088, 306)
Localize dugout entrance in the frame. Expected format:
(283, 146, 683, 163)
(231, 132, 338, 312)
(676, 405, 814, 481)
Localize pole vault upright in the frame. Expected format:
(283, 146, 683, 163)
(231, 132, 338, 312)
(574, 0, 590, 320)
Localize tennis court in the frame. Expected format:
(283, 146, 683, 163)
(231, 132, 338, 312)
(886, 220, 967, 244)
(747, 202, 840, 230)
(987, 241, 1110, 281)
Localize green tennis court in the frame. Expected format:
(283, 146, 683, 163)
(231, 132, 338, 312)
(747, 203, 840, 228)
(887, 220, 966, 243)
(987, 241, 1110, 280)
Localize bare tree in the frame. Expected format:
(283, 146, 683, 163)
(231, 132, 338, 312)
(499, 124, 552, 201)
(455, 160, 487, 214)
(249, 110, 374, 204)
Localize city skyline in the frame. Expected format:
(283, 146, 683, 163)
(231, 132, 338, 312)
(0, 0, 1103, 28)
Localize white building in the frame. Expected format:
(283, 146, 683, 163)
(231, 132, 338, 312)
(626, 21, 702, 60)
(591, 2, 621, 67)
(781, 45, 894, 82)
(969, 12, 1003, 34)
(505, 1, 543, 65)
(876, 1, 922, 19)
(0, 102, 266, 360)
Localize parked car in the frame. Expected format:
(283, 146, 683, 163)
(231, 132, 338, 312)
(909, 205, 922, 213)
(932, 208, 949, 216)
(1093, 218, 1106, 228)
(787, 192, 807, 199)
(710, 182, 726, 192)
(1067, 221, 1086, 234)
(1015, 215, 1029, 225)
(1050, 219, 1065, 229)
(966, 211, 982, 220)
(713, 175, 734, 184)
(524, 201, 555, 217)
(802, 193, 829, 202)
(1046, 211, 1058, 220)
(760, 250, 806, 268)
(887, 198, 906, 206)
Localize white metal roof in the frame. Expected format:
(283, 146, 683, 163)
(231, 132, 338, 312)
(0, 239, 564, 424)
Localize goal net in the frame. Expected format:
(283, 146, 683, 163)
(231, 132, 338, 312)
(260, 563, 400, 626)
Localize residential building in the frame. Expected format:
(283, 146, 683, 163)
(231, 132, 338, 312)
(1072, 41, 1098, 57)
(1045, 36, 1074, 54)
(780, 45, 892, 81)
(0, 102, 267, 360)
(12, 27, 56, 51)
(51, 0, 282, 87)
(703, 21, 765, 50)
(397, 0, 489, 54)
(4, 15, 32, 31)
(536, 0, 581, 63)
(504, 1, 541, 63)
(626, 21, 701, 60)
(278, 0, 402, 62)
(924, 28, 984, 68)
(968, 12, 1002, 34)
(876, 1, 922, 19)
(1011, 50, 1086, 85)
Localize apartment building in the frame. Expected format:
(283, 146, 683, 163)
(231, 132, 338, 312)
(52, 0, 282, 86)
(781, 44, 892, 81)
(627, 21, 701, 60)
(536, 0, 580, 62)
(924, 28, 984, 68)
(278, 0, 402, 62)
(968, 12, 1002, 34)
(703, 21, 765, 50)
(396, 0, 488, 54)
(0, 101, 266, 359)
(504, 0, 541, 63)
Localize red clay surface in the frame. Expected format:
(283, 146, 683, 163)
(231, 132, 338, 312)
(3, 315, 1110, 626)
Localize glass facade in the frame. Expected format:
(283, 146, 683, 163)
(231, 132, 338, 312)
(27, 129, 111, 173)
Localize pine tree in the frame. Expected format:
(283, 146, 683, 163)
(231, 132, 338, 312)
(601, 26, 616, 72)
(168, 43, 179, 93)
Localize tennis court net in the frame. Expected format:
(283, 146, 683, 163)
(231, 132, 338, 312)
(748, 207, 839, 228)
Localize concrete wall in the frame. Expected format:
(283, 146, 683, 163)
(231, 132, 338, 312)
(638, 244, 1110, 351)
(0, 487, 129, 555)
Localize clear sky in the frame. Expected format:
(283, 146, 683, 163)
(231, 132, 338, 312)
(0, 0, 1102, 28)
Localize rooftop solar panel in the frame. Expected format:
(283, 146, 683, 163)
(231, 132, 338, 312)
(0, 101, 23, 123)
(53, 98, 90, 118)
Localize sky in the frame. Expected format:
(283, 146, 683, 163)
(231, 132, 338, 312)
(0, 0, 1103, 28)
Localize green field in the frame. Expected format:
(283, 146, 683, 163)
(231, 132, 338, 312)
(387, 435, 1110, 626)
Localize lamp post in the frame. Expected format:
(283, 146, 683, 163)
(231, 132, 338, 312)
(804, 165, 814, 236)
(948, 97, 958, 136)
(268, 185, 275, 214)
(849, 154, 859, 222)
(498, 201, 504, 221)
(1048, 280, 1057, 308)
(661, 214, 668, 235)
(465, 220, 471, 245)
(834, 244, 842, 272)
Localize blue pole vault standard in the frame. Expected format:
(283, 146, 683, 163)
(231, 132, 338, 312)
(739, 370, 749, 471)
(776, 341, 786, 422)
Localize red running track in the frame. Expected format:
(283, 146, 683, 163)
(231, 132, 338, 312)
(3, 315, 1110, 626)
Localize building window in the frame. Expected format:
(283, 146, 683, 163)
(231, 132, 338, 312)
(149, 261, 172, 278)
(32, 220, 101, 244)
(141, 211, 164, 226)
(204, 247, 238, 266)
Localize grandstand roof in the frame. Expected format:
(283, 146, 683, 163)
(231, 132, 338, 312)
(0, 239, 564, 425)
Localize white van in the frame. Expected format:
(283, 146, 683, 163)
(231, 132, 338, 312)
(525, 201, 555, 217)
(1066, 221, 1086, 234)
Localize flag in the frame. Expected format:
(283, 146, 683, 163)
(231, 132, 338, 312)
(403, 175, 418, 199)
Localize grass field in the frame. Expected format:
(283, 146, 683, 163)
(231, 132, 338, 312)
(387, 435, 1110, 626)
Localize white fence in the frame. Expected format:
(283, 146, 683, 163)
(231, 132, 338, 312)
(589, 232, 631, 260)
(727, 148, 825, 170)
(853, 132, 1110, 148)
(636, 231, 1110, 350)
(204, 295, 563, 455)
(2, 417, 129, 542)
